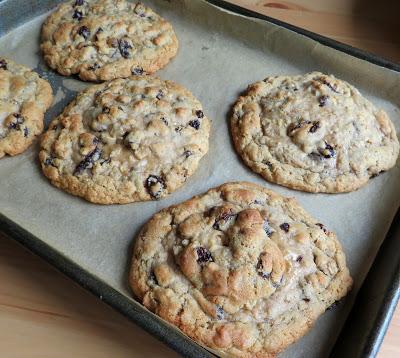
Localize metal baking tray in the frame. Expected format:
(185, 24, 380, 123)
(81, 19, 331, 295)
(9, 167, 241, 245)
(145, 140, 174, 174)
(1, 0, 399, 357)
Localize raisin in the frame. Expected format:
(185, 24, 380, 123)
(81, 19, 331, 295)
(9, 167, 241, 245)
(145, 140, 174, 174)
(216, 305, 224, 320)
(256, 256, 270, 279)
(196, 247, 213, 264)
(318, 142, 336, 159)
(102, 106, 110, 113)
(309, 121, 320, 133)
(280, 223, 290, 232)
(175, 125, 183, 133)
(156, 90, 164, 100)
(72, 9, 83, 21)
(132, 67, 144, 75)
(296, 255, 303, 262)
(303, 298, 310, 302)
(0, 59, 7, 70)
(8, 113, 24, 130)
(264, 161, 273, 170)
(263, 220, 274, 237)
(94, 27, 103, 41)
(213, 210, 236, 230)
(74, 147, 101, 175)
(145, 175, 165, 199)
(77, 26, 90, 40)
(88, 62, 100, 71)
(118, 39, 132, 58)
(319, 78, 339, 93)
(195, 110, 204, 118)
(161, 117, 168, 126)
(318, 95, 329, 107)
(326, 300, 341, 311)
(183, 150, 193, 158)
(74, 0, 84, 6)
(44, 156, 55, 166)
(23, 127, 29, 137)
(316, 223, 328, 234)
(287, 119, 310, 135)
(188, 119, 200, 130)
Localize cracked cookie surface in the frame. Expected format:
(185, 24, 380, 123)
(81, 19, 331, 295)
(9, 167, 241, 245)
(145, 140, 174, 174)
(231, 72, 399, 193)
(39, 75, 210, 204)
(41, 0, 178, 81)
(0, 58, 53, 158)
(129, 182, 352, 357)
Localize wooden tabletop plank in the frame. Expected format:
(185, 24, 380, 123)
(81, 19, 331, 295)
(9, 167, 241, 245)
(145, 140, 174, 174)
(1, 0, 399, 357)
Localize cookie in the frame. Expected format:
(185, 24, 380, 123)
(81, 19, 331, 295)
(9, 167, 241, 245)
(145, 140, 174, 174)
(129, 182, 352, 357)
(41, 0, 178, 81)
(0, 58, 53, 158)
(39, 76, 210, 204)
(231, 72, 399, 193)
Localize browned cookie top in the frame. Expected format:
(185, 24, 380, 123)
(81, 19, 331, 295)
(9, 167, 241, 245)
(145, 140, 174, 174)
(0, 58, 53, 158)
(231, 72, 399, 193)
(130, 182, 352, 357)
(41, 0, 178, 81)
(39, 76, 210, 204)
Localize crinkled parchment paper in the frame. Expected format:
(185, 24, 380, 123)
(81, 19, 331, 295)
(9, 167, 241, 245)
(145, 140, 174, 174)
(1, 0, 399, 356)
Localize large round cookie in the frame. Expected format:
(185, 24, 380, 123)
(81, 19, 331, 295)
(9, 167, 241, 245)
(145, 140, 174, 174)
(0, 58, 53, 158)
(39, 76, 210, 204)
(41, 0, 178, 81)
(130, 182, 352, 357)
(231, 72, 399, 193)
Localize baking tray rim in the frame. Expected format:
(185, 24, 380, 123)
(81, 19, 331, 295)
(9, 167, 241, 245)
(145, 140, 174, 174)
(0, 0, 399, 357)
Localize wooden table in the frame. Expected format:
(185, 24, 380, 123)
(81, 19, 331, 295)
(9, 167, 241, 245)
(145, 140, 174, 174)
(1, 1, 399, 357)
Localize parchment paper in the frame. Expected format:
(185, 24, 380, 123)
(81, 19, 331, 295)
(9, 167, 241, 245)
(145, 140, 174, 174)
(1, 0, 400, 356)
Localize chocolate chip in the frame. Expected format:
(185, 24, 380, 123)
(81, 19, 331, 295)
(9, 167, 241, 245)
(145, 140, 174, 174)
(145, 175, 165, 199)
(183, 150, 193, 158)
(318, 142, 336, 159)
(256, 256, 270, 279)
(74, 147, 101, 175)
(132, 67, 144, 75)
(280, 223, 290, 232)
(264, 161, 273, 171)
(216, 305, 224, 320)
(196, 247, 213, 264)
(296, 255, 303, 262)
(72, 9, 83, 21)
(118, 39, 132, 58)
(195, 110, 204, 118)
(318, 95, 329, 107)
(263, 220, 274, 237)
(156, 90, 164, 100)
(303, 298, 310, 302)
(309, 121, 320, 133)
(77, 26, 90, 40)
(0, 59, 7, 70)
(88, 62, 101, 71)
(188, 119, 200, 130)
(175, 125, 183, 133)
(161, 117, 168, 126)
(316, 223, 328, 234)
(8, 113, 24, 130)
(326, 300, 341, 311)
(74, 0, 84, 6)
(23, 127, 29, 137)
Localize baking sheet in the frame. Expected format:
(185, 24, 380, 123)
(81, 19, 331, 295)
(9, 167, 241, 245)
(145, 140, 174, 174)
(1, 0, 400, 356)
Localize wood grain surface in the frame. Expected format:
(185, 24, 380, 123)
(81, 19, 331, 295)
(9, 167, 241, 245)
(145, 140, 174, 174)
(1, 0, 399, 357)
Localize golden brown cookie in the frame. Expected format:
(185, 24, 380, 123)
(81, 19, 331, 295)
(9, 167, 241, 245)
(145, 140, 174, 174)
(231, 72, 399, 193)
(130, 182, 352, 357)
(41, 0, 178, 81)
(0, 58, 53, 158)
(39, 76, 210, 204)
